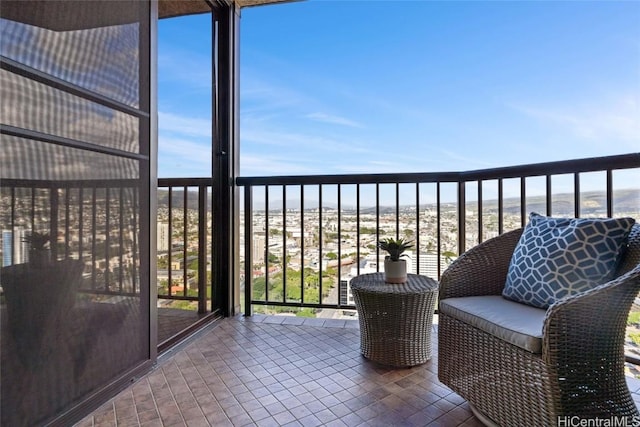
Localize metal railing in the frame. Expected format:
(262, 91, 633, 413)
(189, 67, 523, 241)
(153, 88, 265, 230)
(157, 178, 211, 313)
(238, 153, 640, 316)
(1, 178, 212, 312)
(1, 179, 142, 296)
(2, 154, 638, 317)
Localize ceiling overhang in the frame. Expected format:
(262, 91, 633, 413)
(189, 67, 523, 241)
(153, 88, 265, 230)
(160, 0, 297, 19)
(0, 0, 296, 32)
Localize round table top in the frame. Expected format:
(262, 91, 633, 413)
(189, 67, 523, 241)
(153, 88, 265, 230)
(350, 272, 438, 295)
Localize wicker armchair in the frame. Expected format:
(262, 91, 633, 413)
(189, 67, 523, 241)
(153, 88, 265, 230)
(438, 224, 640, 426)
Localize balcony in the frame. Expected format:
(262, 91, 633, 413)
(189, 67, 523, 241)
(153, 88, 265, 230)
(2, 153, 639, 425)
(80, 153, 640, 426)
(76, 314, 640, 426)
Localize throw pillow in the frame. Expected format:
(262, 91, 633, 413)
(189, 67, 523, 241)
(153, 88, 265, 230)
(502, 212, 635, 309)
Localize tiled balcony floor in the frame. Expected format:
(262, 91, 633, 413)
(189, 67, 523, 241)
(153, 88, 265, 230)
(158, 307, 211, 346)
(77, 315, 640, 427)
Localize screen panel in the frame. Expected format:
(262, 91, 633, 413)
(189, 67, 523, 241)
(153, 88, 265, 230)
(0, 1, 151, 425)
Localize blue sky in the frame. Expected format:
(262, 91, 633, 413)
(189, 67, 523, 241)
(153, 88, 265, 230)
(158, 0, 640, 180)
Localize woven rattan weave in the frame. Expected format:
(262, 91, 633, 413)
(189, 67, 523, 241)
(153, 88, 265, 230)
(438, 224, 640, 426)
(351, 272, 439, 367)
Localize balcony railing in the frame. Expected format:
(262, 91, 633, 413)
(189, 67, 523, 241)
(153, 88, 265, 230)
(1, 179, 143, 297)
(2, 153, 639, 366)
(0, 178, 211, 313)
(157, 178, 211, 313)
(2, 154, 639, 317)
(237, 153, 640, 316)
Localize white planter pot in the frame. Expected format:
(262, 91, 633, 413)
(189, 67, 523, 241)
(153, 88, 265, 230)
(384, 259, 407, 284)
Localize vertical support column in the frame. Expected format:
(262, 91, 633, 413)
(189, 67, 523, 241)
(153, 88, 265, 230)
(147, 0, 158, 357)
(212, 2, 240, 317)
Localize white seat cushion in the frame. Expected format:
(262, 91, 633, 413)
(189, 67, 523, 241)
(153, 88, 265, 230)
(439, 295, 546, 354)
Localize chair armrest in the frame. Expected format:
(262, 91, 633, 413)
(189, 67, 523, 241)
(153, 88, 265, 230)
(542, 266, 640, 367)
(438, 228, 524, 300)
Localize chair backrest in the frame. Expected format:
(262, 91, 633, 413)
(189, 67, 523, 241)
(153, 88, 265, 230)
(616, 223, 640, 278)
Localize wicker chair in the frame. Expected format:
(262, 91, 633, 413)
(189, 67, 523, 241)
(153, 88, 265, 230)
(438, 224, 640, 427)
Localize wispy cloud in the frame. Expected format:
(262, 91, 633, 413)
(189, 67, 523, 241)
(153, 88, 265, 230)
(241, 73, 315, 113)
(332, 160, 409, 175)
(305, 112, 364, 128)
(241, 154, 322, 176)
(158, 51, 212, 90)
(241, 126, 371, 155)
(438, 149, 497, 170)
(159, 111, 212, 138)
(158, 136, 211, 177)
(511, 95, 640, 147)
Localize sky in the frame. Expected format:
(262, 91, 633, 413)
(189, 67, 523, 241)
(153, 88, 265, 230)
(158, 0, 640, 180)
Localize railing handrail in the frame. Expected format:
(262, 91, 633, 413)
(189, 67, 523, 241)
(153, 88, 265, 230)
(236, 153, 640, 186)
(158, 177, 212, 186)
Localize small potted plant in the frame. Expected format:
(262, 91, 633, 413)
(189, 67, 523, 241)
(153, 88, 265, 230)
(378, 237, 413, 283)
(1, 230, 83, 368)
(23, 231, 51, 267)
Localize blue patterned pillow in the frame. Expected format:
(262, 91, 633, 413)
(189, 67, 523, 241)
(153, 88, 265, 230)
(502, 212, 635, 309)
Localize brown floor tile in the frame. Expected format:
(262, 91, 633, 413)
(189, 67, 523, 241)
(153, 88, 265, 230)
(76, 315, 640, 427)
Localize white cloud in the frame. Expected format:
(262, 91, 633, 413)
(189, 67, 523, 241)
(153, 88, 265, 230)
(159, 111, 212, 138)
(438, 149, 497, 170)
(241, 74, 314, 112)
(241, 126, 371, 155)
(240, 154, 320, 176)
(332, 160, 404, 175)
(511, 95, 640, 147)
(305, 112, 363, 128)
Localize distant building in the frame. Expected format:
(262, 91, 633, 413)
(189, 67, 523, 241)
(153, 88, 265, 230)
(412, 252, 452, 280)
(1, 230, 12, 267)
(1, 227, 30, 267)
(157, 222, 169, 252)
(338, 252, 451, 306)
(339, 257, 385, 306)
(253, 234, 265, 264)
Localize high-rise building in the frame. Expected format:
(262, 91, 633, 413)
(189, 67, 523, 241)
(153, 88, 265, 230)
(157, 222, 170, 252)
(411, 252, 452, 279)
(1, 227, 30, 267)
(2, 230, 12, 267)
(253, 234, 265, 264)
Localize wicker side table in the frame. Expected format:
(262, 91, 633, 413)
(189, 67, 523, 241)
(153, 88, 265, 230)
(351, 272, 439, 367)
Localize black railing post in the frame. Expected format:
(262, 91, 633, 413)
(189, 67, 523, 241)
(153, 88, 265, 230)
(520, 177, 527, 228)
(477, 180, 483, 244)
(607, 169, 613, 217)
(436, 182, 442, 277)
(282, 185, 287, 305)
(574, 173, 581, 218)
(243, 185, 253, 316)
(457, 180, 466, 255)
(182, 186, 188, 298)
(198, 184, 207, 313)
(49, 185, 59, 261)
(546, 175, 552, 216)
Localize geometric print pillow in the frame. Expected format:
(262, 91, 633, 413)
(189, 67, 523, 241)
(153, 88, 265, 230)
(502, 212, 635, 309)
